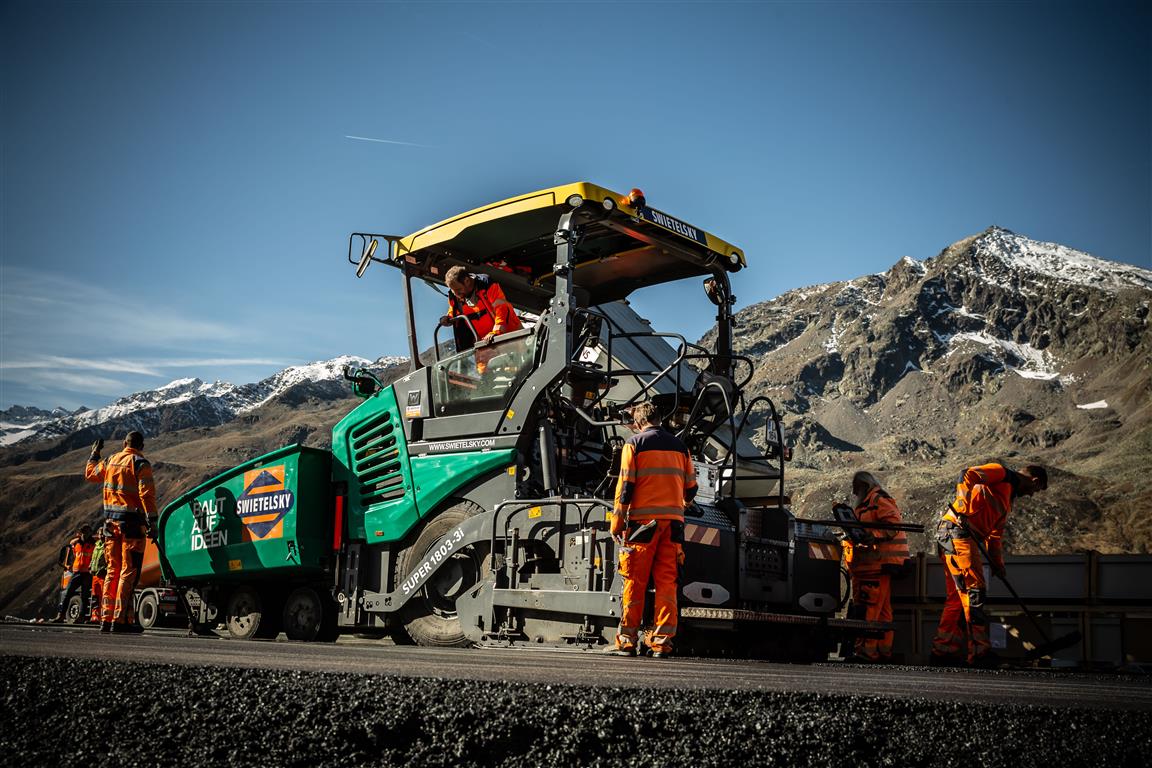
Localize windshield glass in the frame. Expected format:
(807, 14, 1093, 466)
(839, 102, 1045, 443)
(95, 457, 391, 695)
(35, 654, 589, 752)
(431, 329, 536, 416)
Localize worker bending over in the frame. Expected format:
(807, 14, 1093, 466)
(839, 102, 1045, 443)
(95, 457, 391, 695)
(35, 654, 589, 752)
(84, 432, 158, 633)
(439, 266, 523, 372)
(932, 462, 1047, 666)
(840, 472, 909, 662)
(608, 402, 697, 658)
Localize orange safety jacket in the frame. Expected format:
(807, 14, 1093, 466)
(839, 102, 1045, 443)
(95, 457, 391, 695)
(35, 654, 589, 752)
(68, 539, 95, 573)
(84, 447, 157, 522)
(942, 463, 1019, 570)
(613, 426, 697, 523)
(447, 275, 523, 341)
(844, 486, 909, 573)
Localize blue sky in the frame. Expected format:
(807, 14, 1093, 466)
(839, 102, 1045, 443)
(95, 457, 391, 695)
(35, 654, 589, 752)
(2, 1, 1148, 411)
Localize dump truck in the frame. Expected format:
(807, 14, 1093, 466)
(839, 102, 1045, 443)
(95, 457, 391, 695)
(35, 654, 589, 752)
(157, 182, 888, 657)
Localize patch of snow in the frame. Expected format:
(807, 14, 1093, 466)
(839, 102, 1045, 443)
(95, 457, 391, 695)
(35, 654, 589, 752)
(1076, 400, 1109, 410)
(944, 331, 1062, 379)
(979, 229, 1152, 294)
(0, 428, 39, 446)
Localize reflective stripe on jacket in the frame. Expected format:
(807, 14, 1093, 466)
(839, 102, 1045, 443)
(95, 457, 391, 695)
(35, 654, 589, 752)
(613, 426, 697, 522)
(447, 275, 523, 339)
(846, 486, 909, 572)
(85, 447, 157, 518)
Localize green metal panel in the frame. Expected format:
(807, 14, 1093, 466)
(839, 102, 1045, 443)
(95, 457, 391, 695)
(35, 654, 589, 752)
(331, 386, 419, 544)
(408, 449, 516, 521)
(158, 445, 332, 583)
(332, 385, 517, 544)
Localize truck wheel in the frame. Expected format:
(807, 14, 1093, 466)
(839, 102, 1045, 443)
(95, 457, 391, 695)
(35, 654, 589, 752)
(138, 591, 160, 630)
(282, 587, 324, 641)
(394, 501, 487, 647)
(65, 594, 84, 624)
(225, 586, 280, 640)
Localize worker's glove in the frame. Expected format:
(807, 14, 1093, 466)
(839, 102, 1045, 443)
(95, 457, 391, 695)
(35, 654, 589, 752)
(89, 439, 104, 461)
(609, 511, 627, 538)
(439, 314, 454, 327)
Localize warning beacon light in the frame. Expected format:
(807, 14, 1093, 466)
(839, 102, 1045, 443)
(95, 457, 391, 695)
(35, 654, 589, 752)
(619, 188, 646, 209)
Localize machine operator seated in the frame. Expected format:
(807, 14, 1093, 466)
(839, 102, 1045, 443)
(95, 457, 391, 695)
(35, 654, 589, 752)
(438, 265, 524, 374)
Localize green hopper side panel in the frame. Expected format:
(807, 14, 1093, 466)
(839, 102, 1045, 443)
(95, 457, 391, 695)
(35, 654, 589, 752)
(158, 444, 333, 583)
(332, 385, 516, 545)
(332, 386, 418, 544)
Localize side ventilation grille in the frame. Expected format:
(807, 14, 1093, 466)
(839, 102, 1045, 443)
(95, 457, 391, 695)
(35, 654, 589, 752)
(350, 411, 404, 505)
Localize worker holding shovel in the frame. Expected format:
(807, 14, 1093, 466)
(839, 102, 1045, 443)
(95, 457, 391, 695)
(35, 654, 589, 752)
(931, 462, 1047, 667)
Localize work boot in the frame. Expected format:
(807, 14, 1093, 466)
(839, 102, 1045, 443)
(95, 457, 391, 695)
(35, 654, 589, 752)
(650, 650, 672, 659)
(99, 622, 112, 633)
(604, 645, 636, 657)
(111, 623, 144, 634)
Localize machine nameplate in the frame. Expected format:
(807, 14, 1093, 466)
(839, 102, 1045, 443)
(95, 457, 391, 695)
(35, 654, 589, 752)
(638, 207, 708, 245)
(424, 437, 496, 453)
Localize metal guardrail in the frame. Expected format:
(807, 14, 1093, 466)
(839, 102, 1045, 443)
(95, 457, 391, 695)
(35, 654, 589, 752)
(887, 553, 1152, 666)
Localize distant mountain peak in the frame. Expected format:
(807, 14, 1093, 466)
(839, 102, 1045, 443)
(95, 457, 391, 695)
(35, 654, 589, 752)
(0, 355, 410, 447)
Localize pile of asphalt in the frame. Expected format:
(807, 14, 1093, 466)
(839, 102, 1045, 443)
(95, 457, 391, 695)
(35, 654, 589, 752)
(2, 655, 1149, 767)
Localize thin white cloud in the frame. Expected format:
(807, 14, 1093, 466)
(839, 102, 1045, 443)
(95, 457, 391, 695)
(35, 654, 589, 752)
(345, 134, 432, 148)
(0, 356, 289, 376)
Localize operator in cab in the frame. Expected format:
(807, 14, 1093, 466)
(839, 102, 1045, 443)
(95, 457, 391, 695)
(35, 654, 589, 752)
(439, 266, 523, 373)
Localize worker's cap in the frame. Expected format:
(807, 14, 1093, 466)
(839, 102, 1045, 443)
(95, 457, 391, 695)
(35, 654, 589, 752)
(78, 524, 92, 535)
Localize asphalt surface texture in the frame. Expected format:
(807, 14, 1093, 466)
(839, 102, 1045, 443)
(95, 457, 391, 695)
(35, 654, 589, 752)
(3, 622, 1151, 767)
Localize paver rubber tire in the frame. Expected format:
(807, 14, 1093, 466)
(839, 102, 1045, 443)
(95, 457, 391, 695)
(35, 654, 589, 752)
(225, 586, 280, 640)
(394, 501, 487, 648)
(283, 587, 325, 641)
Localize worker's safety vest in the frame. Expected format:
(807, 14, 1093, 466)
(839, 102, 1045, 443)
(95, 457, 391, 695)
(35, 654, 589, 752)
(845, 487, 909, 572)
(614, 427, 697, 522)
(447, 275, 523, 340)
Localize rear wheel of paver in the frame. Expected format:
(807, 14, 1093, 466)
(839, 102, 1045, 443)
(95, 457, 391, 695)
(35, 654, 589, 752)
(283, 587, 324, 641)
(225, 586, 280, 640)
(394, 501, 487, 648)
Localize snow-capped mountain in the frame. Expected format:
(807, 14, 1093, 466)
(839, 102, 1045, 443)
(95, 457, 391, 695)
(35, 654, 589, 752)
(714, 226, 1150, 554)
(0, 355, 409, 448)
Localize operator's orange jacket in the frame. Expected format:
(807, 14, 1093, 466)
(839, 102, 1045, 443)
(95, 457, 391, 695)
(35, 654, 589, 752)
(942, 463, 1018, 570)
(844, 486, 909, 573)
(447, 274, 523, 340)
(85, 447, 158, 521)
(613, 426, 698, 522)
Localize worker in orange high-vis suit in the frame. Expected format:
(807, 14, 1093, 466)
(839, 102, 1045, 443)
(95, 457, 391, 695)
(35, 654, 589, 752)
(839, 472, 909, 662)
(51, 525, 96, 623)
(84, 432, 157, 634)
(439, 265, 523, 373)
(931, 462, 1047, 667)
(607, 401, 697, 658)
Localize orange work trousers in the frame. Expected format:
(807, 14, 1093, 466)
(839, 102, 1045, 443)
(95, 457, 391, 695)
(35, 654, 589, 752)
(102, 520, 146, 625)
(849, 570, 892, 660)
(616, 519, 680, 654)
(90, 574, 104, 622)
(931, 538, 990, 662)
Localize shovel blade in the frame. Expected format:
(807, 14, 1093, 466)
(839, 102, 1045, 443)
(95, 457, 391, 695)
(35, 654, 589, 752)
(1022, 630, 1082, 661)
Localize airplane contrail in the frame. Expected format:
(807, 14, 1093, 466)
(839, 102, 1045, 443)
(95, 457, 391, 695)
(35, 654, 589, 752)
(345, 134, 431, 148)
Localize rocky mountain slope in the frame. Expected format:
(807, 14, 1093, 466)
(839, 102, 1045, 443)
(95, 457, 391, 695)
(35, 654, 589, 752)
(715, 226, 1151, 555)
